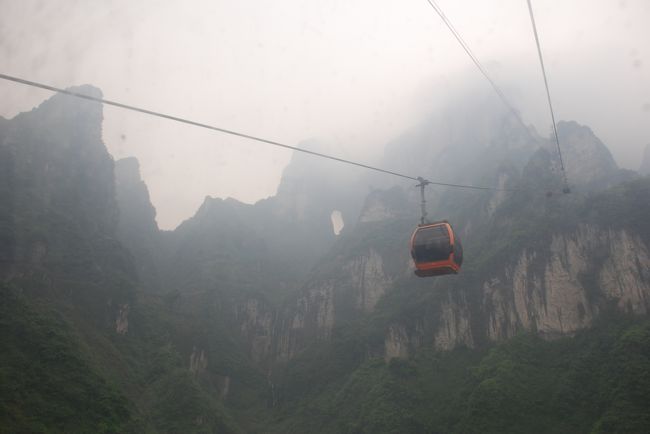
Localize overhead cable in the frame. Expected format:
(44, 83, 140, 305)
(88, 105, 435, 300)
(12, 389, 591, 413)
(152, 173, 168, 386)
(525, 0, 570, 193)
(424, 0, 530, 133)
(0, 72, 525, 193)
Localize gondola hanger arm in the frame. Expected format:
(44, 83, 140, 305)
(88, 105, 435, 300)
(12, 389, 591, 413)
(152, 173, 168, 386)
(416, 176, 431, 225)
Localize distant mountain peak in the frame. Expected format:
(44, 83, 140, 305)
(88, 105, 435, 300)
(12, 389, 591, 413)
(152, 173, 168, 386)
(68, 84, 103, 97)
(555, 120, 618, 187)
(33, 84, 103, 113)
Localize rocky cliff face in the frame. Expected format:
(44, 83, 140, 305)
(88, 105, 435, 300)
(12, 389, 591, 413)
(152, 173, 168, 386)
(236, 298, 275, 365)
(484, 224, 650, 341)
(0, 87, 135, 328)
(267, 121, 650, 365)
(138, 140, 372, 368)
(322, 199, 648, 365)
(115, 157, 163, 292)
(278, 243, 396, 354)
(5, 86, 648, 432)
(102, 98, 648, 380)
(273, 188, 414, 361)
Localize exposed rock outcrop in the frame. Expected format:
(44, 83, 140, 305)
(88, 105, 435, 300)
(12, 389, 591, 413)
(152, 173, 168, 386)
(276, 282, 335, 362)
(384, 324, 410, 361)
(237, 298, 274, 364)
(485, 224, 649, 341)
(433, 295, 474, 350)
(348, 249, 392, 313)
(380, 222, 650, 361)
(115, 303, 130, 334)
(189, 346, 208, 376)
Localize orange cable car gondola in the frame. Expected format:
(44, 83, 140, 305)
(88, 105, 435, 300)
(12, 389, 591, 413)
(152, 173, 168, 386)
(409, 177, 463, 277)
(410, 220, 463, 277)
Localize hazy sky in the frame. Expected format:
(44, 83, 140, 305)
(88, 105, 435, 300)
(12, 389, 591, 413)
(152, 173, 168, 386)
(1, 0, 648, 228)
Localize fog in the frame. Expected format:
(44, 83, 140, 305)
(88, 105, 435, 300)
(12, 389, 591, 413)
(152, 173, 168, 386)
(1, 0, 648, 229)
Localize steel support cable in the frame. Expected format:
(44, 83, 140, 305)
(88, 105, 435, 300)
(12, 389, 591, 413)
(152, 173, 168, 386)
(1, 72, 529, 193)
(424, 0, 530, 134)
(525, 0, 570, 193)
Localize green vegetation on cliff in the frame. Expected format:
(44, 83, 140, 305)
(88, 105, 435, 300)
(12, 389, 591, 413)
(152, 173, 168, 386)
(0, 285, 137, 433)
(2, 89, 649, 433)
(269, 316, 650, 434)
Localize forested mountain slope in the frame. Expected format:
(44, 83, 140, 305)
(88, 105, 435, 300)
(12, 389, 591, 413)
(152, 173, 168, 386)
(1, 89, 649, 433)
(0, 90, 243, 433)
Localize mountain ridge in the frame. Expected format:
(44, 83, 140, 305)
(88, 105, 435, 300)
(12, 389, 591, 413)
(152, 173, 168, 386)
(1, 88, 649, 433)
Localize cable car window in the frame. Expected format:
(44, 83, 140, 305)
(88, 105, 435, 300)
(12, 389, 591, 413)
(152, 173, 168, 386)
(413, 225, 451, 262)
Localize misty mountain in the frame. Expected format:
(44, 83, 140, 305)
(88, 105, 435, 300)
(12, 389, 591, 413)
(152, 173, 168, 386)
(115, 157, 162, 293)
(640, 143, 650, 176)
(1, 88, 650, 433)
(0, 87, 134, 323)
(0, 90, 242, 433)
(0, 88, 142, 432)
